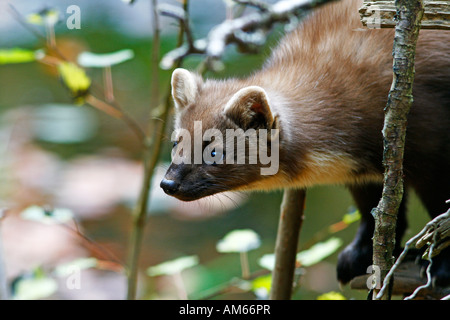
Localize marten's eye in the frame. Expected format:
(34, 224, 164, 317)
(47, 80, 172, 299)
(204, 148, 224, 166)
(172, 141, 178, 149)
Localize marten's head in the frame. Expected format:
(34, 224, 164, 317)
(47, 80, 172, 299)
(160, 68, 281, 201)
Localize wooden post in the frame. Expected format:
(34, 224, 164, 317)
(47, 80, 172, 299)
(360, 0, 449, 29)
(270, 188, 306, 300)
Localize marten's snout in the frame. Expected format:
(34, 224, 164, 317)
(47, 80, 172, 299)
(160, 178, 180, 195)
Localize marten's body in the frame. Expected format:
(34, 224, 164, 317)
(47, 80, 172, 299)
(161, 0, 450, 286)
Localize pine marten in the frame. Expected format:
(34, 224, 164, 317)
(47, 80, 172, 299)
(160, 0, 450, 287)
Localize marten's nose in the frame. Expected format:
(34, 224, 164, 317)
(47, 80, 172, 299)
(160, 179, 180, 195)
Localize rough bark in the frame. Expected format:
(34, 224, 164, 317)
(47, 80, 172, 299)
(371, 0, 424, 300)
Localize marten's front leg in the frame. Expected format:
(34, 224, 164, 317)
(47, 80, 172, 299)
(337, 183, 408, 284)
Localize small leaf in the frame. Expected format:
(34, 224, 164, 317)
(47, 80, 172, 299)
(258, 253, 275, 271)
(13, 278, 58, 300)
(342, 209, 361, 225)
(251, 274, 272, 299)
(216, 229, 261, 253)
(58, 62, 91, 101)
(147, 255, 199, 277)
(27, 13, 44, 25)
(20, 205, 73, 224)
(78, 49, 134, 68)
(317, 291, 347, 300)
(0, 48, 42, 65)
(13, 268, 58, 300)
(296, 237, 343, 267)
(54, 257, 98, 277)
(157, 3, 186, 21)
(27, 9, 60, 26)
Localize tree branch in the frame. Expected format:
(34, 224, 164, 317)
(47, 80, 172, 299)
(270, 189, 306, 300)
(160, 0, 337, 70)
(371, 0, 424, 300)
(126, 0, 190, 300)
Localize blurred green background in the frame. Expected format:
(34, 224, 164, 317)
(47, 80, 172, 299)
(0, 0, 431, 300)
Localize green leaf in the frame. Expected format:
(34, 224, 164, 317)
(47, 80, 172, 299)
(77, 49, 135, 68)
(342, 209, 361, 225)
(20, 205, 73, 225)
(54, 257, 98, 277)
(216, 229, 261, 253)
(27, 9, 60, 26)
(27, 13, 44, 25)
(251, 274, 272, 299)
(13, 268, 58, 300)
(58, 62, 91, 101)
(317, 291, 347, 300)
(0, 48, 43, 65)
(147, 255, 199, 277)
(296, 237, 343, 267)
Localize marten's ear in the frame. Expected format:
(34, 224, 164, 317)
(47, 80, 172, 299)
(224, 86, 274, 130)
(171, 68, 199, 110)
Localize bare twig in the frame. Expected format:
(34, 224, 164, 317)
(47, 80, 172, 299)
(126, 0, 163, 300)
(157, 3, 195, 50)
(59, 222, 125, 273)
(126, 0, 190, 300)
(371, 0, 424, 300)
(7, 4, 46, 42)
(45, 20, 57, 48)
(160, 0, 337, 70)
(233, 0, 270, 12)
(270, 188, 306, 300)
(416, 203, 450, 258)
(240, 251, 250, 279)
(376, 208, 450, 300)
(103, 66, 115, 103)
(85, 94, 123, 119)
(84, 94, 146, 143)
(158, 3, 203, 70)
(405, 243, 435, 300)
(207, 0, 336, 61)
(8, 4, 68, 61)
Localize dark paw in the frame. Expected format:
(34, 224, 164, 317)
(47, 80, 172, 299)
(418, 247, 450, 288)
(337, 241, 373, 284)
